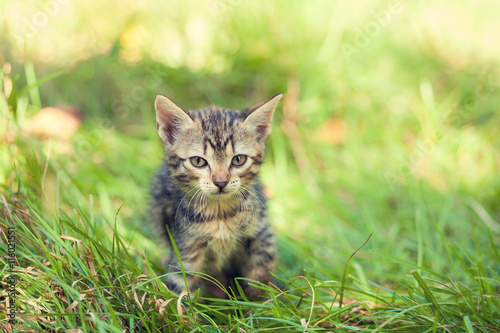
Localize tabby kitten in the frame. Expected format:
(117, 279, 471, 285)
(150, 94, 282, 298)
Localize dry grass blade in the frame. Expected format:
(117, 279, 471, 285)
(65, 300, 79, 313)
(177, 291, 189, 325)
(0, 194, 15, 225)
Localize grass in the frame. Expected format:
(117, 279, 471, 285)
(1, 176, 499, 331)
(1, 0, 500, 331)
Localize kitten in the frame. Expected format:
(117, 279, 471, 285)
(150, 94, 282, 298)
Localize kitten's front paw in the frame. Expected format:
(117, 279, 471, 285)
(243, 283, 267, 299)
(240, 268, 272, 299)
(239, 276, 269, 299)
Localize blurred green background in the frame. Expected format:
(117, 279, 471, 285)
(1, 0, 499, 284)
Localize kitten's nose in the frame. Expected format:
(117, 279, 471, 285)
(213, 180, 228, 190)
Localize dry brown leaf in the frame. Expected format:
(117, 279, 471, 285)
(65, 300, 79, 313)
(0, 323, 13, 333)
(132, 289, 142, 310)
(49, 252, 62, 260)
(84, 249, 97, 276)
(87, 312, 97, 328)
(157, 298, 175, 319)
(315, 118, 346, 146)
(60, 235, 83, 244)
(177, 291, 189, 325)
(0, 131, 16, 144)
(23, 106, 83, 140)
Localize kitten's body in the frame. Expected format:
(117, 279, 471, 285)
(150, 95, 281, 298)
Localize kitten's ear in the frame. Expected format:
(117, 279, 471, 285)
(155, 95, 193, 145)
(242, 94, 282, 141)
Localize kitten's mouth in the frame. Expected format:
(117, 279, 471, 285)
(209, 190, 233, 198)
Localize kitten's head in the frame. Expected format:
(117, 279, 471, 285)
(155, 94, 282, 198)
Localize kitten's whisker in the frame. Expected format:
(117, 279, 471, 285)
(176, 186, 198, 212)
(197, 191, 208, 221)
(193, 190, 202, 219)
(240, 185, 267, 211)
(201, 193, 208, 221)
(185, 188, 202, 222)
(237, 187, 255, 227)
(248, 196, 257, 226)
(241, 186, 259, 224)
(248, 196, 256, 227)
(204, 194, 210, 221)
(194, 189, 205, 220)
(175, 186, 200, 224)
(235, 189, 247, 226)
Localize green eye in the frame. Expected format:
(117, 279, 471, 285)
(190, 156, 207, 168)
(231, 155, 247, 167)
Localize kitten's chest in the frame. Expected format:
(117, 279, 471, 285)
(194, 217, 258, 267)
(183, 198, 259, 241)
(186, 218, 246, 261)
(174, 193, 265, 255)
(190, 215, 258, 242)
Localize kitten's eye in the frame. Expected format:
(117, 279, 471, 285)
(231, 155, 247, 167)
(190, 156, 208, 168)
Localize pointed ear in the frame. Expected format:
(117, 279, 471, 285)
(242, 94, 282, 141)
(155, 95, 193, 145)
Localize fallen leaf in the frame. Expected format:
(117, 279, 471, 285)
(23, 106, 83, 140)
(315, 118, 346, 146)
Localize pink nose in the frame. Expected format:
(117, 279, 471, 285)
(213, 180, 228, 190)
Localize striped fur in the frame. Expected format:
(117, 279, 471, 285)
(150, 94, 282, 298)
